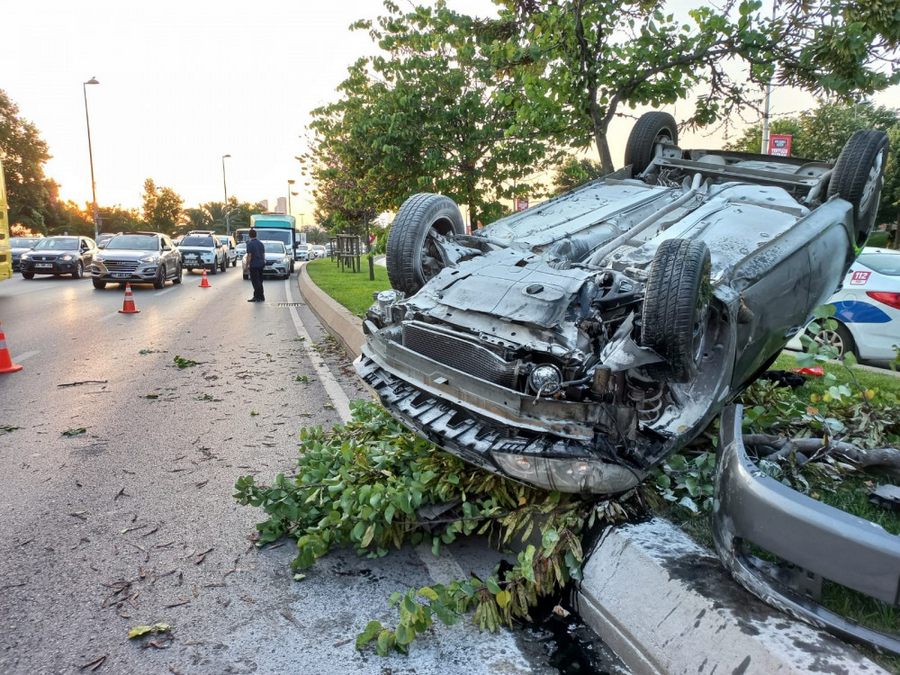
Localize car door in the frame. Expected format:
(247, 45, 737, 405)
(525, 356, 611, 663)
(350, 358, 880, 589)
(80, 238, 94, 266)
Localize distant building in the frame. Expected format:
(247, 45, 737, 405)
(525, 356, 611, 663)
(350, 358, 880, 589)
(257, 199, 269, 211)
(275, 197, 287, 215)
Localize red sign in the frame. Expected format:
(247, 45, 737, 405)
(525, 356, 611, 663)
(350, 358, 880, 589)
(850, 270, 870, 285)
(768, 134, 793, 157)
(515, 197, 529, 212)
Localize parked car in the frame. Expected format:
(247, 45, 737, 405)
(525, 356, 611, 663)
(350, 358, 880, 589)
(19, 236, 98, 279)
(216, 234, 238, 267)
(356, 112, 888, 496)
(789, 246, 899, 362)
(243, 241, 292, 280)
(311, 244, 327, 259)
(91, 231, 182, 289)
(96, 232, 120, 249)
(9, 237, 39, 272)
(294, 243, 311, 261)
(178, 233, 228, 274)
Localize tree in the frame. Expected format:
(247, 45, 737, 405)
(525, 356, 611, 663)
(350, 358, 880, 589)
(305, 1, 557, 228)
(725, 101, 900, 226)
(551, 155, 605, 195)
(0, 89, 54, 230)
(141, 178, 184, 233)
(486, 0, 899, 174)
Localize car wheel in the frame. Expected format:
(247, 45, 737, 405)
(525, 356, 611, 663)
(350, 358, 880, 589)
(153, 266, 165, 289)
(173, 263, 182, 284)
(221, 257, 227, 272)
(92, 278, 106, 289)
(386, 193, 466, 296)
(827, 129, 890, 248)
(641, 238, 712, 382)
(209, 262, 218, 275)
(624, 111, 679, 176)
(815, 322, 857, 359)
(73, 262, 83, 279)
(22, 272, 34, 280)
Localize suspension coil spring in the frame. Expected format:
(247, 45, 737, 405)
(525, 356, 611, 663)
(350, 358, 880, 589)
(627, 384, 664, 423)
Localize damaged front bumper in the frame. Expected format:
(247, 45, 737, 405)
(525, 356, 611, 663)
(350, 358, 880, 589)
(714, 405, 900, 655)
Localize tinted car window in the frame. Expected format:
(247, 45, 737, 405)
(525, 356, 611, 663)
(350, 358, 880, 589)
(33, 237, 78, 250)
(106, 235, 159, 251)
(181, 235, 214, 247)
(9, 238, 37, 248)
(860, 253, 900, 276)
(263, 241, 285, 253)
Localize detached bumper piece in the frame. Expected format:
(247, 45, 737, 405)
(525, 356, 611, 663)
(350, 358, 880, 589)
(714, 405, 900, 655)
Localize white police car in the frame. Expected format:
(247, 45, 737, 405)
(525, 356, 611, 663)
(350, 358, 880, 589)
(792, 247, 899, 361)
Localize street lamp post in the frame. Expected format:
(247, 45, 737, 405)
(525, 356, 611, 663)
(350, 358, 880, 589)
(287, 179, 295, 216)
(221, 154, 231, 234)
(82, 77, 100, 241)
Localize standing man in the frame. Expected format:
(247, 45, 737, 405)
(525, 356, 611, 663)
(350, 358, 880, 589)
(246, 228, 266, 303)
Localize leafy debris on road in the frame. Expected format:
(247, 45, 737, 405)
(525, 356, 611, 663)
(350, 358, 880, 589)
(78, 654, 108, 671)
(138, 348, 167, 355)
(69, 511, 88, 521)
(58, 380, 108, 388)
(142, 393, 159, 400)
(128, 623, 173, 649)
(172, 355, 200, 369)
(196, 393, 222, 402)
(295, 374, 311, 384)
(62, 427, 87, 437)
(193, 547, 214, 565)
(114, 487, 130, 501)
(0, 425, 20, 434)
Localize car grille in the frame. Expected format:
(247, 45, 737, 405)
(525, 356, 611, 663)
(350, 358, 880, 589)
(103, 260, 140, 272)
(31, 255, 58, 262)
(401, 323, 518, 388)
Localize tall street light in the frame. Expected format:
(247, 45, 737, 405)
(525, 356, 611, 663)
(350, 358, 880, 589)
(83, 77, 100, 241)
(222, 154, 231, 234)
(287, 179, 295, 216)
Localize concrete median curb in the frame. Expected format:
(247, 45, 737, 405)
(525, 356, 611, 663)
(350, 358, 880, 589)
(296, 267, 886, 674)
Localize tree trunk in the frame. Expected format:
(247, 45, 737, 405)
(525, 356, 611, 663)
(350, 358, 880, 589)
(589, 99, 615, 174)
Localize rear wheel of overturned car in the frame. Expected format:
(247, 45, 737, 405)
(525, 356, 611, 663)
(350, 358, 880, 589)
(827, 129, 890, 248)
(386, 193, 466, 295)
(624, 111, 679, 175)
(641, 238, 712, 382)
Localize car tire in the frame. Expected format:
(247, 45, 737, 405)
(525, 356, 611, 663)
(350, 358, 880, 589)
(386, 193, 466, 295)
(641, 238, 712, 382)
(92, 279, 106, 289)
(153, 266, 165, 289)
(172, 263, 182, 284)
(624, 111, 679, 175)
(816, 322, 857, 359)
(221, 257, 227, 273)
(827, 129, 890, 248)
(209, 262, 217, 275)
(243, 274, 248, 280)
(73, 262, 83, 279)
(22, 272, 34, 280)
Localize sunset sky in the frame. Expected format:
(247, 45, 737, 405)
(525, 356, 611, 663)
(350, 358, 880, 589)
(2, 0, 897, 223)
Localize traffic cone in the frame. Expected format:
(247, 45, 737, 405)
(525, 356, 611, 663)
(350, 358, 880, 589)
(118, 283, 140, 314)
(0, 323, 23, 374)
(199, 270, 211, 288)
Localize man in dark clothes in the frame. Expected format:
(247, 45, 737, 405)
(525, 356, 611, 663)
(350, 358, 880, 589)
(246, 229, 266, 302)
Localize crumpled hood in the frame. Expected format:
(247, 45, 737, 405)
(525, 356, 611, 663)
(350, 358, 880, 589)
(421, 248, 591, 329)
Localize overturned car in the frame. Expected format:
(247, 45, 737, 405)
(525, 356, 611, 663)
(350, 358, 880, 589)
(356, 111, 889, 495)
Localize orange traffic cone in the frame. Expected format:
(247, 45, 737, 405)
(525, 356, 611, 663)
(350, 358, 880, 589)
(119, 283, 140, 314)
(199, 270, 211, 288)
(0, 323, 23, 374)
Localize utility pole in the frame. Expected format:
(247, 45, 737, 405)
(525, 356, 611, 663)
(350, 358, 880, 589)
(222, 154, 231, 234)
(83, 78, 100, 240)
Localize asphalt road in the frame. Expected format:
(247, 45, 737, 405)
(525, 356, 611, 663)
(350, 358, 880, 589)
(0, 269, 575, 674)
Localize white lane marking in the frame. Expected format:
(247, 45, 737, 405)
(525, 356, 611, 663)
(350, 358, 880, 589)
(154, 286, 178, 297)
(100, 311, 121, 322)
(414, 543, 467, 583)
(11, 350, 39, 363)
(284, 277, 352, 423)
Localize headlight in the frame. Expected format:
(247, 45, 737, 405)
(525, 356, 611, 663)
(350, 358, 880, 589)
(140, 255, 159, 263)
(20, 253, 31, 260)
(60, 254, 74, 261)
(492, 452, 641, 494)
(528, 364, 563, 395)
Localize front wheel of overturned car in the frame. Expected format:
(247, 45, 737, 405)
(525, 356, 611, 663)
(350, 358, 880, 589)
(386, 193, 466, 296)
(641, 238, 712, 382)
(827, 129, 890, 248)
(624, 111, 679, 176)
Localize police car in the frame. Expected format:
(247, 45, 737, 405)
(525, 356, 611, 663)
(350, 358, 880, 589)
(792, 247, 900, 361)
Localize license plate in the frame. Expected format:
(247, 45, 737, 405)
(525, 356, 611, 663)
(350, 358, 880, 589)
(112, 272, 131, 279)
(35, 263, 52, 268)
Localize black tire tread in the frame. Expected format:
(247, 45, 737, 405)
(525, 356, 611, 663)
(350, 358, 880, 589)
(827, 129, 889, 244)
(641, 238, 711, 381)
(624, 112, 678, 175)
(386, 193, 465, 295)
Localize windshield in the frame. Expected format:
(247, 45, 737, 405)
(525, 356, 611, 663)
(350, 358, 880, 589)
(106, 235, 159, 251)
(9, 238, 37, 248)
(257, 230, 291, 246)
(860, 252, 900, 277)
(236, 243, 246, 252)
(181, 235, 214, 247)
(263, 241, 286, 254)
(34, 237, 78, 250)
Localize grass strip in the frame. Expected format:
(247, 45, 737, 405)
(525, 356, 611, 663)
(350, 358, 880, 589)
(305, 258, 391, 317)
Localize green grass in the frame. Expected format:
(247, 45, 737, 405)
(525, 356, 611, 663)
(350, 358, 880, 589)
(306, 258, 391, 317)
(772, 351, 900, 396)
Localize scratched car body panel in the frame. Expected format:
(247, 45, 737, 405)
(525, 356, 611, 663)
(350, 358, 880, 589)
(356, 112, 888, 496)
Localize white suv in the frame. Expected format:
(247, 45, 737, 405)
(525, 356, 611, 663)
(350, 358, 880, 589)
(179, 232, 228, 274)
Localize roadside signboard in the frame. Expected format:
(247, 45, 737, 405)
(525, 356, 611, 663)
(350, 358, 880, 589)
(515, 197, 529, 212)
(768, 134, 793, 157)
